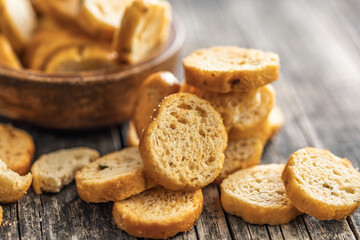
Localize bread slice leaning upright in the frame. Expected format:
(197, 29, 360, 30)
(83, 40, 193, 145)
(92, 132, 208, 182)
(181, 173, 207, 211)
(113, 186, 203, 239)
(282, 147, 360, 220)
(139, 93, 228, 191)
(0, 159, 32, 203)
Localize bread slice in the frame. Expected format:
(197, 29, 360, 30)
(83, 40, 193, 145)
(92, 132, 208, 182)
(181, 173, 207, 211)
(127, 121, 139, 147)
(214, 137, 264, 184)
(0, 158, 32, 203)
(112, 0, 172, 64)
(228, 105, 284, 141)
(221, 164, 302, 225)
(43, 44, 117, 73)
(0, 0, 37, 52)
(139, 93, 227, 191)
(78, 0, 133, 40)
(0, 124, 35, 175)
(0, 34, 21, 69)
(181, 83, 275, 132)
(31, 147, 99, 194)
(76, 147, 154, 202)
(183, 46, 279, 93)
(133, 71, 180, 138)
(34, 0, 81, 25)
(282, 147, 360, 220)
(113, 186, 203, 239)
(0, 205, 2, 226)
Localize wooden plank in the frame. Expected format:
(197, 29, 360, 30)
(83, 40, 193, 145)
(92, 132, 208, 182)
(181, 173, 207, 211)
(0, 202, 20, 239)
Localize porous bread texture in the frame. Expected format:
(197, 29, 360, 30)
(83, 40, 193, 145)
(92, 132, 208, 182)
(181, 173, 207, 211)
(139, 93, 227, 191)
(181, 83, 275, 132)
(0, 0, 37, 52)
(183, 46, 279, 93)
(282, 147, 360, 220)
(221, 164, 302, 225)
(0, 124, 35, 175)
(0, 206, 2, 226)
(0, 34, 21, 69)
(112, 0, 172, 64)
(76, 147, 153, 202)
(127, 121, 140, 147)
(31, 147, 100, 194)
(214, 137, 264, 184)
(228, 105, 284, 141)
(133, 71, 180, 138)
(0, 159, 32, 203)
(113, 186, 203, 239)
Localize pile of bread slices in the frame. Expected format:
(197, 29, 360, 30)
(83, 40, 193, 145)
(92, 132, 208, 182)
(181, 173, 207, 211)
(0, 0, 171, 72)
(1, 46, 359, 239)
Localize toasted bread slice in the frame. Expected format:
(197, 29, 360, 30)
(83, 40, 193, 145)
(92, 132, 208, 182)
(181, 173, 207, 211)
(221, 164, 301, 225)
(31, 147, 99, 194)
(0, 34, 21, 69)
(76, 147, 154, 203)
(43, 44, 117, 73)
(215, 137, 264, 184)
(228, 106, 284, 141)
(113, 186, 203, 239)
(0, 0, 37, 52)
(0, 159, 32, 203)
(182, 83, 275, 132)
(133, 71, 180, 138)
(139, 93, 227, 191)
(112, 0, 172, 64)
(127, 121, 140, 147)
(78, 0, 133, 40)
(282, 147, 360, 220)
(0, 124, 35, 175)
(183, 46, 279, 93)
(0, 205, 2, 226)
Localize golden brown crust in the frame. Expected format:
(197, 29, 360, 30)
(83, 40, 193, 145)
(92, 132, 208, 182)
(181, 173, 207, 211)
(183, 46, 279, 93)
(113, 187, 203, 239)
(132, 71, 180, 138)
(127, 121, 140, 147)
(282, 147, 360, 220)
(0, 124, 35, 175)
(221, 164, 302, 225)
(0, 34, 21, 69)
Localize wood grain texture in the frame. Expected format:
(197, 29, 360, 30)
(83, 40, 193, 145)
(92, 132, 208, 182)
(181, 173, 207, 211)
(1, 0, 360, 239)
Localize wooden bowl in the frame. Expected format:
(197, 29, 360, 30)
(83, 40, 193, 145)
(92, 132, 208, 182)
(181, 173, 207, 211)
(0, 14, 185, 129)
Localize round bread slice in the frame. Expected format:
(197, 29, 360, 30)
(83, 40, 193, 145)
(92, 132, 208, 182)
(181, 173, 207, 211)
(139, 93, 227, 191)
(0, 124, 35, 175)
(0, 34, 21, 69)
(76, 147, 153, 202)
(0, 0, 37, 52)
(127, 121, 140, 147)
(113, 186, 203, 239)
(282, 147, 360, 220)
(181, 83, 275, 132)
(31, 147, 100, 194)
(132, 71, 180, 138)
(183, 46, 279, 93)
(214, 137, 264, 184)
(0, 158, 32, 203)
(221, 164, 302, 225)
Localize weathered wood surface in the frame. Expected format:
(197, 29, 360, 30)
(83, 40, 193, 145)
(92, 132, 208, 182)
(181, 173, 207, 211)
(1, 0, 360, 239)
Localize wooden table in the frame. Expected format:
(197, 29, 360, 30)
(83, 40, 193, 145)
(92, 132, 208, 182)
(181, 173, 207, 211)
(1, 0, 360, 239)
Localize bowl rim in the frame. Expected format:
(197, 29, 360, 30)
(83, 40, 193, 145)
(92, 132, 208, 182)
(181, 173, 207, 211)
(0, 12, 185, 84)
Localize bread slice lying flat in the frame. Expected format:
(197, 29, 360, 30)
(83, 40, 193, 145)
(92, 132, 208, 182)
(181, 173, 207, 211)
(221, 164, 302, 225)
(139, 93, 227, 191)
(0, 158, 32, 203)
(31, 147, 99, 194)
(76, 147, 153, 202)
(183, 46, 279, 93)
(282, 147, 360, 220)
(182, 83, 275, 132)
(0, 34, 21, 69)
(112, 0, 172, 64)
(0, 124, 35, 175)
(133, 71, 180, 138)
(113, 186, 203, 239)
(215, 137, 264, 184)
(0, 0, 37, 52)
